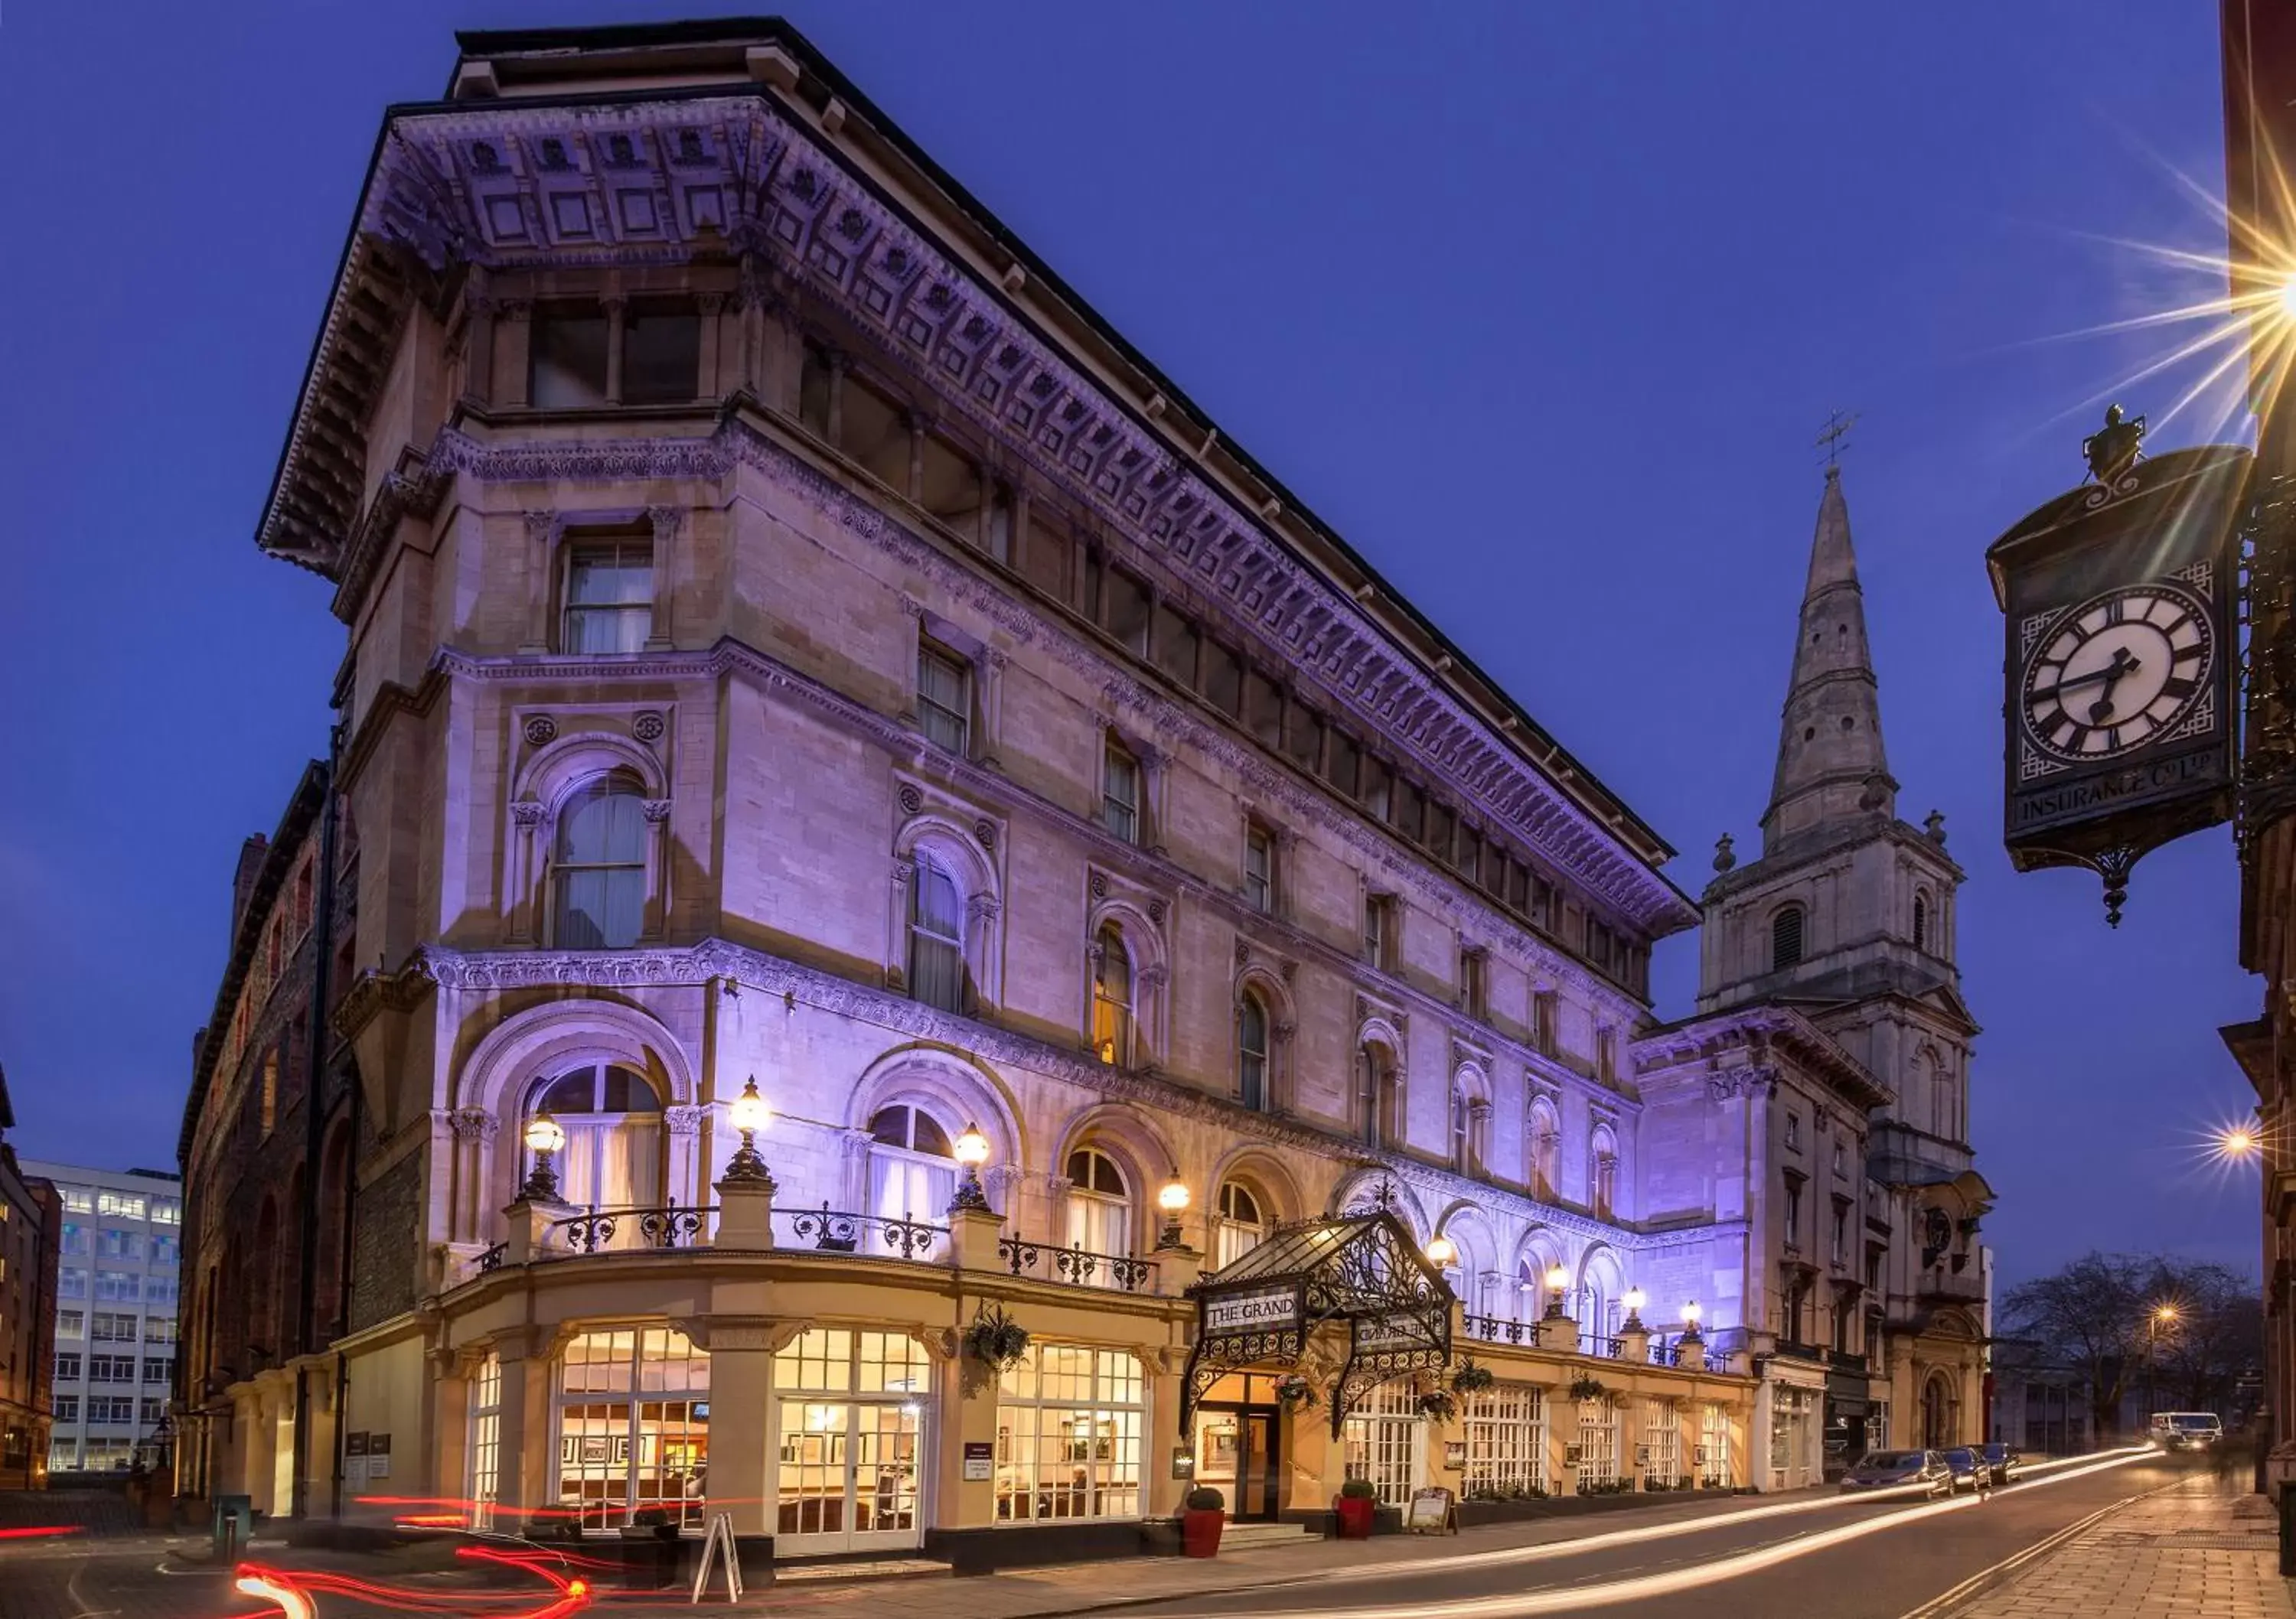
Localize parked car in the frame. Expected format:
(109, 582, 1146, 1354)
(1977, 1442, 2016, 1486)
(1939, 1447, 1984, 1492)
(1839, 1450, 1952, 1497)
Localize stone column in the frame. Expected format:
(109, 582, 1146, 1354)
(462, 287, 497, 408)
(499, 301, 533, 408)
(664, 1106, 705, 1217)
(645, 506, 681, 650)
(491, 1340, 543, 1527)
(602, 295, 628, 406)
(698, 1318, 776, 1539)
(520, 511, 560, 655)
(696, 293, 726, 397)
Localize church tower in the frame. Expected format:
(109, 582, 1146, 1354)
(1698, 466, 1979, 1184)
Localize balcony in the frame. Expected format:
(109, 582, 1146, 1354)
(1916, 1263, 1986, 1307)
(449, 1200, 1169, 1295)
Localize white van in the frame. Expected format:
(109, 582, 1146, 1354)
(2149, 1412, 2224, 1451)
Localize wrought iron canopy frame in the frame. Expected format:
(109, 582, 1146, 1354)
(1179, 1208, 1453, 1438)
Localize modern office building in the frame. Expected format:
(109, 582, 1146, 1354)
(0, 1070, 62, 1488)
(22, 1161, 183, 1474)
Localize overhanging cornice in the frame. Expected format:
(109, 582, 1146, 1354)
(260, 77, 1693, 933)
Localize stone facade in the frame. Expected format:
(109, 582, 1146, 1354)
(0, 1073, 60, 1488)
(1649, 468, 1992, 1478)
(174, 760, 360, 1515)
(166, 19, 1993, 1553)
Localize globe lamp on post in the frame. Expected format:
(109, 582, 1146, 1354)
(722, 1075, 775, 1194)
(950, 1121, 992, 1213)
(1622, 1287, 1648, 1332)
(1679, 1300, 1704, 1345)
(1156, 1173, 1192, 1250)
(1544, 1263, 1571, 1319)
(520, 1110, 566, 1202)
(1425, 1233, 1459, 1270)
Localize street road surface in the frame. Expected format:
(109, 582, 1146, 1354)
(1130, 1454, 2187, 1619)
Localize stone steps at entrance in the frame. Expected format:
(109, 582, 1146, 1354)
(773, 1555, 955, 1582)
(1218, 1522, 1319, 1551)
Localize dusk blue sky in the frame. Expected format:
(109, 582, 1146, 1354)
(0, 3, 2259, 1286)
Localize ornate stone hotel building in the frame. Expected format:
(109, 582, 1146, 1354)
(178, 19, 1987, 1563)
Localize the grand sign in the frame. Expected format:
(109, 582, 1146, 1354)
(1202, 1287, 1301, 1337)
(1985, 416, 2248, 924)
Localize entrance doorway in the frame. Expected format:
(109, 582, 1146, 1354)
(1192, 1405, 1280, 1521)
(774, 1399, 925, 1556)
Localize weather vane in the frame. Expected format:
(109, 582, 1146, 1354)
(1815, 408, 1860, 468)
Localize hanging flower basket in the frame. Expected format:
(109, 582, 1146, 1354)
(1416, 1389, 1459, 1422)
(1450, 1359, 1495, 1396)
(964, 1302, 1030, 1370)
(1566, 1375, 1609, 1404)
(1275, 1374, 1319, 1410)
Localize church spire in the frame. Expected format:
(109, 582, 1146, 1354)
(1763, 466, 1894, 853)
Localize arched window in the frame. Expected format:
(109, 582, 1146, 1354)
(1528, 1103, 1561, 1202)
(1590, 1129, 1619, 1222)
(1092, 927, 1134, 1066)
(1358, 1045, 1403, 1148)
(554, 774, 647, 949)
(1913, 894, 1930, 953)
(1517, 1256, 1551, 1321)
(1215, 1181, 1267, 1268)
(530, 1063, 664, 1210)
(867, 1106, 955, 1224)
(1065, 1147, 1132, 1256)
(907, 854, 966, 1013)
(1238, 992, 1270, 1111)
(1770, 905, 1805, 972)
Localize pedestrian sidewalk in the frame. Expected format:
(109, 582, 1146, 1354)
(1944, 1472, 2294, 1619)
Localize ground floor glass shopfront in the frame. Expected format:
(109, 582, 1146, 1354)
(773, 1329, 931, 1555)
(1464, 1385, 1548, 1497)
(1574, 1397, 1622, 1490)
(1342, 1380, 1426, 1506)
(993, 1344, 1145, 1525)
(553, 1328, 711, 1529)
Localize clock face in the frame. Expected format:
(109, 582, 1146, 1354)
(2020, 581, 2213, 763)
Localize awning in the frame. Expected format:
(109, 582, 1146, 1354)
(1182, 1207, 1454, 1438)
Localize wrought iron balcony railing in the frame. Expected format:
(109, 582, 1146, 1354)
(1463, 1313, 1536, 1346)
(780, 1204, 947, 1262)
(996, 1232, 1157, 1293)
(549, 1204, 713, 1254)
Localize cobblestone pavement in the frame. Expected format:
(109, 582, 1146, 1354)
(1945, 1472, 2294, 1619)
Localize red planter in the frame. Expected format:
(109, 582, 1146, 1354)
(1181, 1508, 1225, 1558)
(1335, 1494, 1377, 1539)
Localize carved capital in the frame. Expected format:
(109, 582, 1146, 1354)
(450, 1107, 499, 1143)
(510, 800, 546, 829)
(523, 510, 560, 545)
(641, 799, 673, 824)
(967, 894, 1002, 924)
(1137, 965, 1169, 992)
(647, 505, 685, 542)
(695, 293, 727, 317)
(663, 1105, 704, 1138)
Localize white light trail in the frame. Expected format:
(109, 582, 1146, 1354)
(1153, 1448, 2157, 1619)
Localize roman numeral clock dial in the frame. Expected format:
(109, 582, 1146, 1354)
(2020, 581, 2213, 762)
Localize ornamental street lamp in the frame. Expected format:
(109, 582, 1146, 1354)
(722, 1076, 775, 1194)
(1679, 1300, 1704, 1344)
(1544, 1263, 1571, 1319)
(1156, 1173, 1191, 1249)
(1425, 1233, 1458, 1270)
(520, 1110, 566, 1202)
(1622, 1288, 1648, 1332)
(950, 1121, 992, 1212)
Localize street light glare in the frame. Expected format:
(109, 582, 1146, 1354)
(2220, 1126, 2258, 1158)
(2278, 269, 2296, 324)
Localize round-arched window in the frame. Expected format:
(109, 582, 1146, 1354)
(866, 1105, 956, 1225)
(1770, 905, 1805, 972)
(1092, 928, 1134, 1066)
(554, 774, 647, 949)
(907, 855, 966, 1013)
(529, 1063, 663, 1209)
(1065, 1147, 1131, 1256)
(1215, 1181, 1267, 1268)
(1238, 992, 1269, 1111)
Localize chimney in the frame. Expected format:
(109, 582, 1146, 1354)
(232, 834, 270, 940)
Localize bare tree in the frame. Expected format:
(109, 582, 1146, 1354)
(2000, 1253, 2150, 1440)
(2001, 1253, 2262, 1438)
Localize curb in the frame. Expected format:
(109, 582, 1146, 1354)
(1894, 1478, 2186, 1619)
